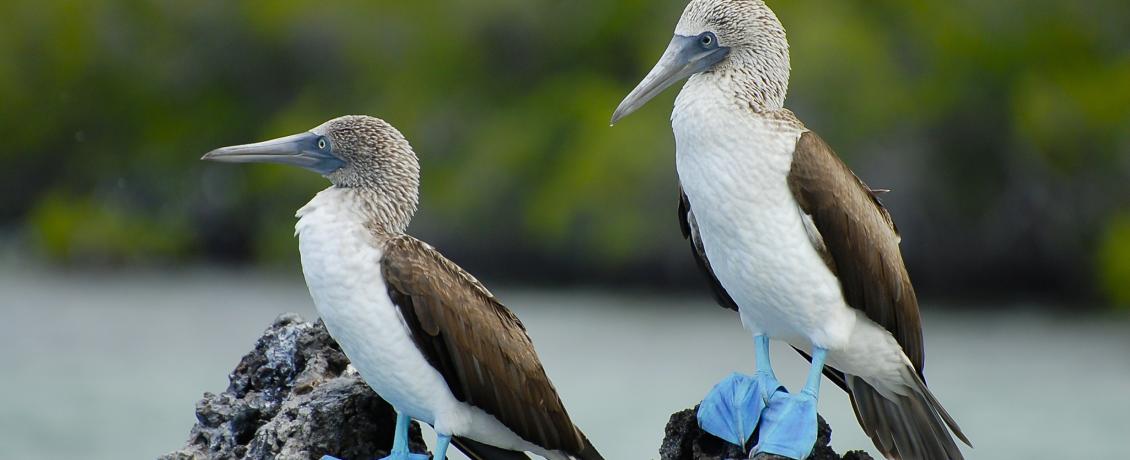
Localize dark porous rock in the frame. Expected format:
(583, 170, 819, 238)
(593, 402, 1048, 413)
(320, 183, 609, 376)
(161, 314, 426, 460)
(659, 405, 874, 460)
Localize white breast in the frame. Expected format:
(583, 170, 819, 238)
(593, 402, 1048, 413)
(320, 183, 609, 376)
(295, 187, 454, 423)
(671, 79, 856, 349)
(293, 189, 553, 455)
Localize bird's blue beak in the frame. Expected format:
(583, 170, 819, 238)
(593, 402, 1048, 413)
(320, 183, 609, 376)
(611, 34, 730, 124)
(201, 131, 345, 175)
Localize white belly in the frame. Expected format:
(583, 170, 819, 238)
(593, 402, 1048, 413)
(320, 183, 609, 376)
(672, 88, 856, 350)
(295, 188, 455, 424)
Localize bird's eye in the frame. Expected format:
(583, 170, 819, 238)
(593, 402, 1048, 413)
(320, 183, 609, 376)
(699, 32, 717, 48)
(317, 137, 327, 150)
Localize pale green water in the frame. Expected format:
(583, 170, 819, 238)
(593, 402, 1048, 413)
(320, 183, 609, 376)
(1, 267, 1128, 459)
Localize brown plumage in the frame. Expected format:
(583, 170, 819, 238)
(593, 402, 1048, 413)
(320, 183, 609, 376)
(381, 235, 603, 460)
(788, 131, 969, 459)
(787, 131, 922, 373)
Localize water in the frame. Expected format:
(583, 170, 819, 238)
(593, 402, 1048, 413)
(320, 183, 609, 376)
(1, 267, 1127, 459)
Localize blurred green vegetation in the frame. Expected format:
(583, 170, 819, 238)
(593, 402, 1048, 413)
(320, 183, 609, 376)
(0, 0, 1127, 304)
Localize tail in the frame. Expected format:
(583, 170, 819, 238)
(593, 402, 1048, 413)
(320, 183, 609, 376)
(573, 430, 605, 460)
(845, 368, 971, 460)
(451, 437, 529, 460)
(450, 431, 603, 460)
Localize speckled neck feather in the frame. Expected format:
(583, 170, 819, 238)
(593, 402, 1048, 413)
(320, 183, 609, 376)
(315, 115, 421, 236)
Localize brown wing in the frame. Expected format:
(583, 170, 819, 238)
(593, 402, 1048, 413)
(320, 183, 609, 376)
(380, 236, 600, 458)
(787, 130, 924, 374)
(678, 184, 740, 312)
(790, 132, 973, 458)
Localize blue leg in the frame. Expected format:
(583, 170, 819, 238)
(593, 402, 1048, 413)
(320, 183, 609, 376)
(322, 412, 428, 460)
(697, 335, 786, 447)
(433, 433, 452, 460)
(755, 347, 827, 459)
(382, 413, 430, 460)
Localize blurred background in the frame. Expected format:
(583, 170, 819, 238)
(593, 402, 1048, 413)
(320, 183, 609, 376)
(1, 0, 1128, 459)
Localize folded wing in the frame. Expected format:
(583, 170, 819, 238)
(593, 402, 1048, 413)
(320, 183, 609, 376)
(380, 236, 598, 458)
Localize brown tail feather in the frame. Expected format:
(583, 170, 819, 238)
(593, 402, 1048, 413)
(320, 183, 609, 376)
(574, 429, 605, 460)
(845, 370, 970, 460)
(450, 437, 529, 460)
(449, 431, 603, 460)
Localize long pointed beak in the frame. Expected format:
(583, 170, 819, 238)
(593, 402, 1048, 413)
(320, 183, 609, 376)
(201, 132, 344, 175)
(611, 35, 730, 125)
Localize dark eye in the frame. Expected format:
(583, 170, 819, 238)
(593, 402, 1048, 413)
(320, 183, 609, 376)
(699, 32, 717, 48)
(317, 137, 327, 150)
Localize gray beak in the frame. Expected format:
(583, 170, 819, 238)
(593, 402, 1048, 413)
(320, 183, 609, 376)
(611, 34, 730, 125)
(201, 132, 344, 175)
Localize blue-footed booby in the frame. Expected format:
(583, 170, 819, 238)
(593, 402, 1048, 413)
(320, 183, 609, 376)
(202, 115, 602, 460)
(611, 1, 970, 459)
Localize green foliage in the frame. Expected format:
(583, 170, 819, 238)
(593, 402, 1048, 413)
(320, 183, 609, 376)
(1098, 214, 1130, 309)
(0, 0, 1127, 302)
(28, 192, 190, 264)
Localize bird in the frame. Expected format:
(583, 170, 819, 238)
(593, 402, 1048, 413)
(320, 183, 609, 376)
(202, 115, 603, 460)
(610, 1, 970, 459)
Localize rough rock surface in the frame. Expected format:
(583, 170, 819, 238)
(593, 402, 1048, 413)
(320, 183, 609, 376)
(659, 405, 874, 460)
(161, 314, 426, 460)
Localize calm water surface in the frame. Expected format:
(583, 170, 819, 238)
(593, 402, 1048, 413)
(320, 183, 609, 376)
(1, 268, 1128, 459)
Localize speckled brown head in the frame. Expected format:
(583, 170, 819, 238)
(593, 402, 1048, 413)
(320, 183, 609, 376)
(311, 116, 421, 194)
(612, 0, 790, 122)
(202, 115, 421, 228)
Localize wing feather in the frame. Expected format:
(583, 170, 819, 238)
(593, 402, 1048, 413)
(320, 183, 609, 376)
(786, 131, 924, 373)
(787, 131, 970, 457)
(381, 236, 601, 459)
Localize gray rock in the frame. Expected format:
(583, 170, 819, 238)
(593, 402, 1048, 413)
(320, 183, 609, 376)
(658, 405, 873, 460)
(161, 314, 426, 460)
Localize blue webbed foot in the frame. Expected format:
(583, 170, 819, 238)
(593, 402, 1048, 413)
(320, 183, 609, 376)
(753, 346, 829, 459)
(319, 453, 430, 460)
(753, 387, 819, 459)
(378, 452, 431, 460)
(696, 370, 786, 447)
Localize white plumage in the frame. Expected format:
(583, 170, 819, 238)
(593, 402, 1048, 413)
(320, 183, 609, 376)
(673, 76, 913, 395)
(295, 187, 567, 459)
